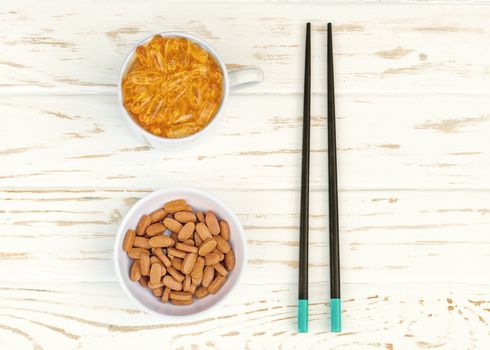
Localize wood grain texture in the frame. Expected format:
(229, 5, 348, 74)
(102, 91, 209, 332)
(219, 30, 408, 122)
(0, 189, 489, 285)
(0, 282, 488, 349)
(1, 1, 490, 349)
(1, 94, 489, 189)
(1, 2, 490, 94)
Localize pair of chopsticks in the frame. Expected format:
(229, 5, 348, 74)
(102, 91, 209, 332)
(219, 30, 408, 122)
(298, 22, 341, 333)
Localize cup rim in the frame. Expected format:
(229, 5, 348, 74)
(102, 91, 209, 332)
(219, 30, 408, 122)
(117, 32, 230, 144)
(113, 186, 247, 320)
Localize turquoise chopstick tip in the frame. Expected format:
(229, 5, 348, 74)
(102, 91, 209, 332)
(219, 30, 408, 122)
(330, 298, 342, 332)
(297, 299, 308, 333)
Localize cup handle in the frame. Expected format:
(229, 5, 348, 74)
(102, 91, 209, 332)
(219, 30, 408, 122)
(228, 67, 264, 91)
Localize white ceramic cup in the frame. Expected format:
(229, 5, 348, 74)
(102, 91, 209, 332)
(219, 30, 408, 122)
(118, 32, 264, 148)
(113, 187, 247, 320)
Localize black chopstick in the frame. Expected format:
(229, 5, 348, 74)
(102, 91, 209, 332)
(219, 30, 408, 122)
(298, 22, 311, 334)
(327, 22, 341, 333)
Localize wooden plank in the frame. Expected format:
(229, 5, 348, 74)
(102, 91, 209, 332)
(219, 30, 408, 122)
(1, 2, 490, 94)
(1, 94, 489, 189)
(1, 2, 489, 348)
(0, 281, 488, 349)
(0, 189, 488, 284)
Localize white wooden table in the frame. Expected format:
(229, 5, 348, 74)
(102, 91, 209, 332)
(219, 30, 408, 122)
(1, 1, 489, 349)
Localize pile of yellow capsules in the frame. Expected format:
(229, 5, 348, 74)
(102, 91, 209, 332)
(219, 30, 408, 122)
(122, 35, 223, 138)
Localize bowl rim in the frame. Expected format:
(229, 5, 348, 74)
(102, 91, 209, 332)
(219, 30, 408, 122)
(117, 31, 230, 144)
(113, 186, 247, 321)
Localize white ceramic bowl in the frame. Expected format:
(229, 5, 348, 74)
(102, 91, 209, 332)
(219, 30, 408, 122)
(118, 31, 263, 149)
(114, 187, 247, 320)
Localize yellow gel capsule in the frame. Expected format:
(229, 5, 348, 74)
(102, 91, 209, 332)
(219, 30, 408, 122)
(122, 35, 223, 138)
(148, 34, 165, 52)
(172, 113, 193, 126)
(136, 46, 153, 67)
(190, 43, 208, 63)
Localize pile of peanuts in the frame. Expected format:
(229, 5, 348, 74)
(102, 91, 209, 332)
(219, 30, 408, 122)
(122, 199, 235, 305)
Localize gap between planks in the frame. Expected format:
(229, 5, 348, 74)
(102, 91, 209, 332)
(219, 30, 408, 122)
(1, 187, 490, 192)
(3, 91, 490, 97)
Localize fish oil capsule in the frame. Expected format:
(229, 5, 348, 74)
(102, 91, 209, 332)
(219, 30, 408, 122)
(122, 35, 223, 139)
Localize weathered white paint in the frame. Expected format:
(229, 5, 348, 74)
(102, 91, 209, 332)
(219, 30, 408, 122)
(0, 1, 489, 349)
(1, 94, 489, 189)
(0, 281, 488, 349)
(1, 2, 490, 94)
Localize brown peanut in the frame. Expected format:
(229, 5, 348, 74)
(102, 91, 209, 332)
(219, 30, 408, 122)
(163, 218, 182, 233)
(205, 252, 221, 266)
(163, 218, 183, 234)
(163, 218, 183, 233)
(176, 242, 198, 253)
(183, 239, 195, 246)
(140, 254, 150, 276)
(208, 275, 226, 294)
(182, 253, 198, 275)
(136, 215, 151, 236)
(174, 211, 197, 223)
(146, 223, 165, 236)
(133, 236, 151, 249)
(167, 266, 185, 282)
(172, 257, 183, 271)
(215, 235, 231, 253)
(150, 262, 166, 275)
(213, 262, 228, 277)
(212, 248, 225, 261)
(152, 287, 164, 297)
(177, 222, 195, 241)
(161, 287, 171, 303)
(224, 250, 235, 271)
(219, 220, 230, 241)
(198, 238, 217, 256)
(147, 280, 163, 289)
(196, 211, 205, 223)
(191, 256, 205, 285)
(202, 265, 214, 287)
(183, 275, 191, 292)
(195, 287, 209, 299)
(196, 222, 212, 240)
(167, 247, 186, 259)
(152, 248, 172, 267)
(149, 259, 166, 275)
(164, 199, 188, 213)
(123, 229, 135, 252)
(170, 291, 192, 301)
(128, 247, 149, 259)
(163, 275, 182, 291)
(149, 235, 173, 248)
(130, 261, 141, 281)
(194, 231, 203, 247)
(150, 263, 162, 285)
(205, 211, 220, 235)
(150, 208, 167, 223)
